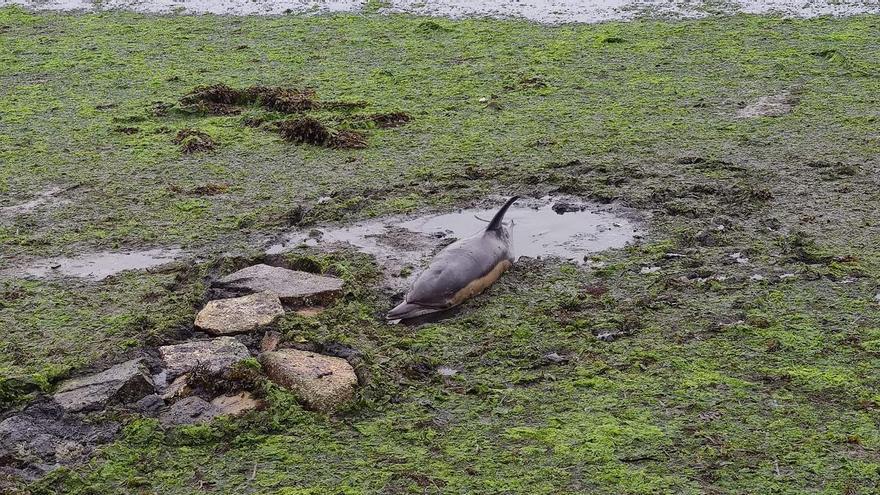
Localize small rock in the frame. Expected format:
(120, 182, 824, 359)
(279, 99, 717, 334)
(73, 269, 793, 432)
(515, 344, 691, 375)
(750, 274, 765, 281)
(551, 201, 584, 214)
(133, 394, 164, 414)
(640, 266, 661, 274)
(210, 392, 260, 416)
(542, 352, 569, 364)
(779, 273, 796, 280)
(730, 252, 749, 264)
(159, 337, 250, 380)
(215, 264, 344, 305)
(260, 330, 282, 353)
(53, 359, 154, 413)
(260, 349, 357, 413)
(195, 292, 284, 335)
(159, 396, 221, 426)
(436, 366, 458, 377)
(161, 374, 191, 400)
(295, 306, 324, 317)
(151, 370, 167, 389)
(874, 293, 880, 303)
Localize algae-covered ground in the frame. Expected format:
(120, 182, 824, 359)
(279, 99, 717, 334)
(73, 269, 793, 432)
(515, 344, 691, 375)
(1, 6, 880, 494)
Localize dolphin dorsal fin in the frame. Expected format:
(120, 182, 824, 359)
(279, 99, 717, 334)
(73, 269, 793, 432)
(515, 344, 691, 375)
(486, 196, 519, 232)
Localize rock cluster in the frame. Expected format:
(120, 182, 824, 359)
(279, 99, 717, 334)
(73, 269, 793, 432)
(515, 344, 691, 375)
(3, 264, 357, 481)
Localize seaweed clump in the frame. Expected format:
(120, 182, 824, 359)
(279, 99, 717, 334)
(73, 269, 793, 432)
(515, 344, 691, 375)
(174, 83, 410, 149)
(172, 129, 215, 154)
(179, 83, 318, 115)
(277, 118, 367, 149)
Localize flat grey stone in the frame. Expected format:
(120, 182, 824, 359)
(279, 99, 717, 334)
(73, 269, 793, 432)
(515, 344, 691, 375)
(159, 337, 250, 380)
(195, 291, 284, 335)
(159, 397, 221, 426)
(216, 264, 343, 305)
(53, 359, 154, 413)
(260, 349, 357, 413)
(133, 394, 164, 414)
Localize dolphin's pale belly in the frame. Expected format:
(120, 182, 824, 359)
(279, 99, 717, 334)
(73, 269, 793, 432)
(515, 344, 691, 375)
(448, 259, 512, 306)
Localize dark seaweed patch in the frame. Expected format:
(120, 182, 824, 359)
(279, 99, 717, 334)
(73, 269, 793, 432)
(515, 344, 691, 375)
(275, 118, 367, 149)
(179, 84, 317, 115)
(322, 100, 369, 112)
(169, 183, 229, 196)
(113, 126, 140, 134)
(172, 129, 216, 154)
(332, 130, 368, 149)
(277, 117, 331, 146)
(245, 85, 318, 113)
(368, 111, 412, 128)
(174, 84, 409, 149)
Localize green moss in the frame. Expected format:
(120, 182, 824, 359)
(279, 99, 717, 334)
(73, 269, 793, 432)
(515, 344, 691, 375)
(1, 7, 880, 494)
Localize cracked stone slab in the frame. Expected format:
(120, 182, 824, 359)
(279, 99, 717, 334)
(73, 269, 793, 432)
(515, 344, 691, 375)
(215, 264, 343, 305)
(158, 337, 250, 380)
(52, 359, 155, 413)
(195, 291, 284, 335)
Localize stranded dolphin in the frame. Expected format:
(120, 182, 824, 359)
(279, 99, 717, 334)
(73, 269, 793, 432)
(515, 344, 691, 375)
(387, 196, 520, 320)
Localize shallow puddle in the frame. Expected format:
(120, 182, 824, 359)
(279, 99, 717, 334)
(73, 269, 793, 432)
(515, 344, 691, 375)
(398, 201, 638, 260)
(7, 248, 183, 281)
(269, 196, 642, 286)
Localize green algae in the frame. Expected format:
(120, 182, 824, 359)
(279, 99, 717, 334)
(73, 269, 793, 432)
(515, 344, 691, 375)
(1, 7, 879, 495)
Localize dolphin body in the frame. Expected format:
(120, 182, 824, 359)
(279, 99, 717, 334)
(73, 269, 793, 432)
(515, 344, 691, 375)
(387, 196, 519, 320)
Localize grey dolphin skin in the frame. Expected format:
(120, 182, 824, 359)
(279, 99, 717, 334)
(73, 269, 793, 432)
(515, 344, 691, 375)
(387, 196, 520, 320)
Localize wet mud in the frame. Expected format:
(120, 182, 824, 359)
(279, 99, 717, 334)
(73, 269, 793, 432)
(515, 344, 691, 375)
(0, 187, 69, 216)
(0, 402, 120, 482)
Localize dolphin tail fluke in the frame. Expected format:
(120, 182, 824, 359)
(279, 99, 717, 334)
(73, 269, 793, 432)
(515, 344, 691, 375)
(386, 301, 440, 321)
(486, 196, 519, 232)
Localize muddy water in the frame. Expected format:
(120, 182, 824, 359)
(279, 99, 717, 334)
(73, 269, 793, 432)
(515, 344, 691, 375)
(398, 201, 638, 260)
(0, 187, 68, 216)
(2, 0, 877, 19)
(269, 197, 641, 287)
(7, 248, 183, 281)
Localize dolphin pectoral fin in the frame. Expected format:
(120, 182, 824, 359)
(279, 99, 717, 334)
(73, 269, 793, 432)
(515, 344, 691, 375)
(386, 301, 444, 320)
